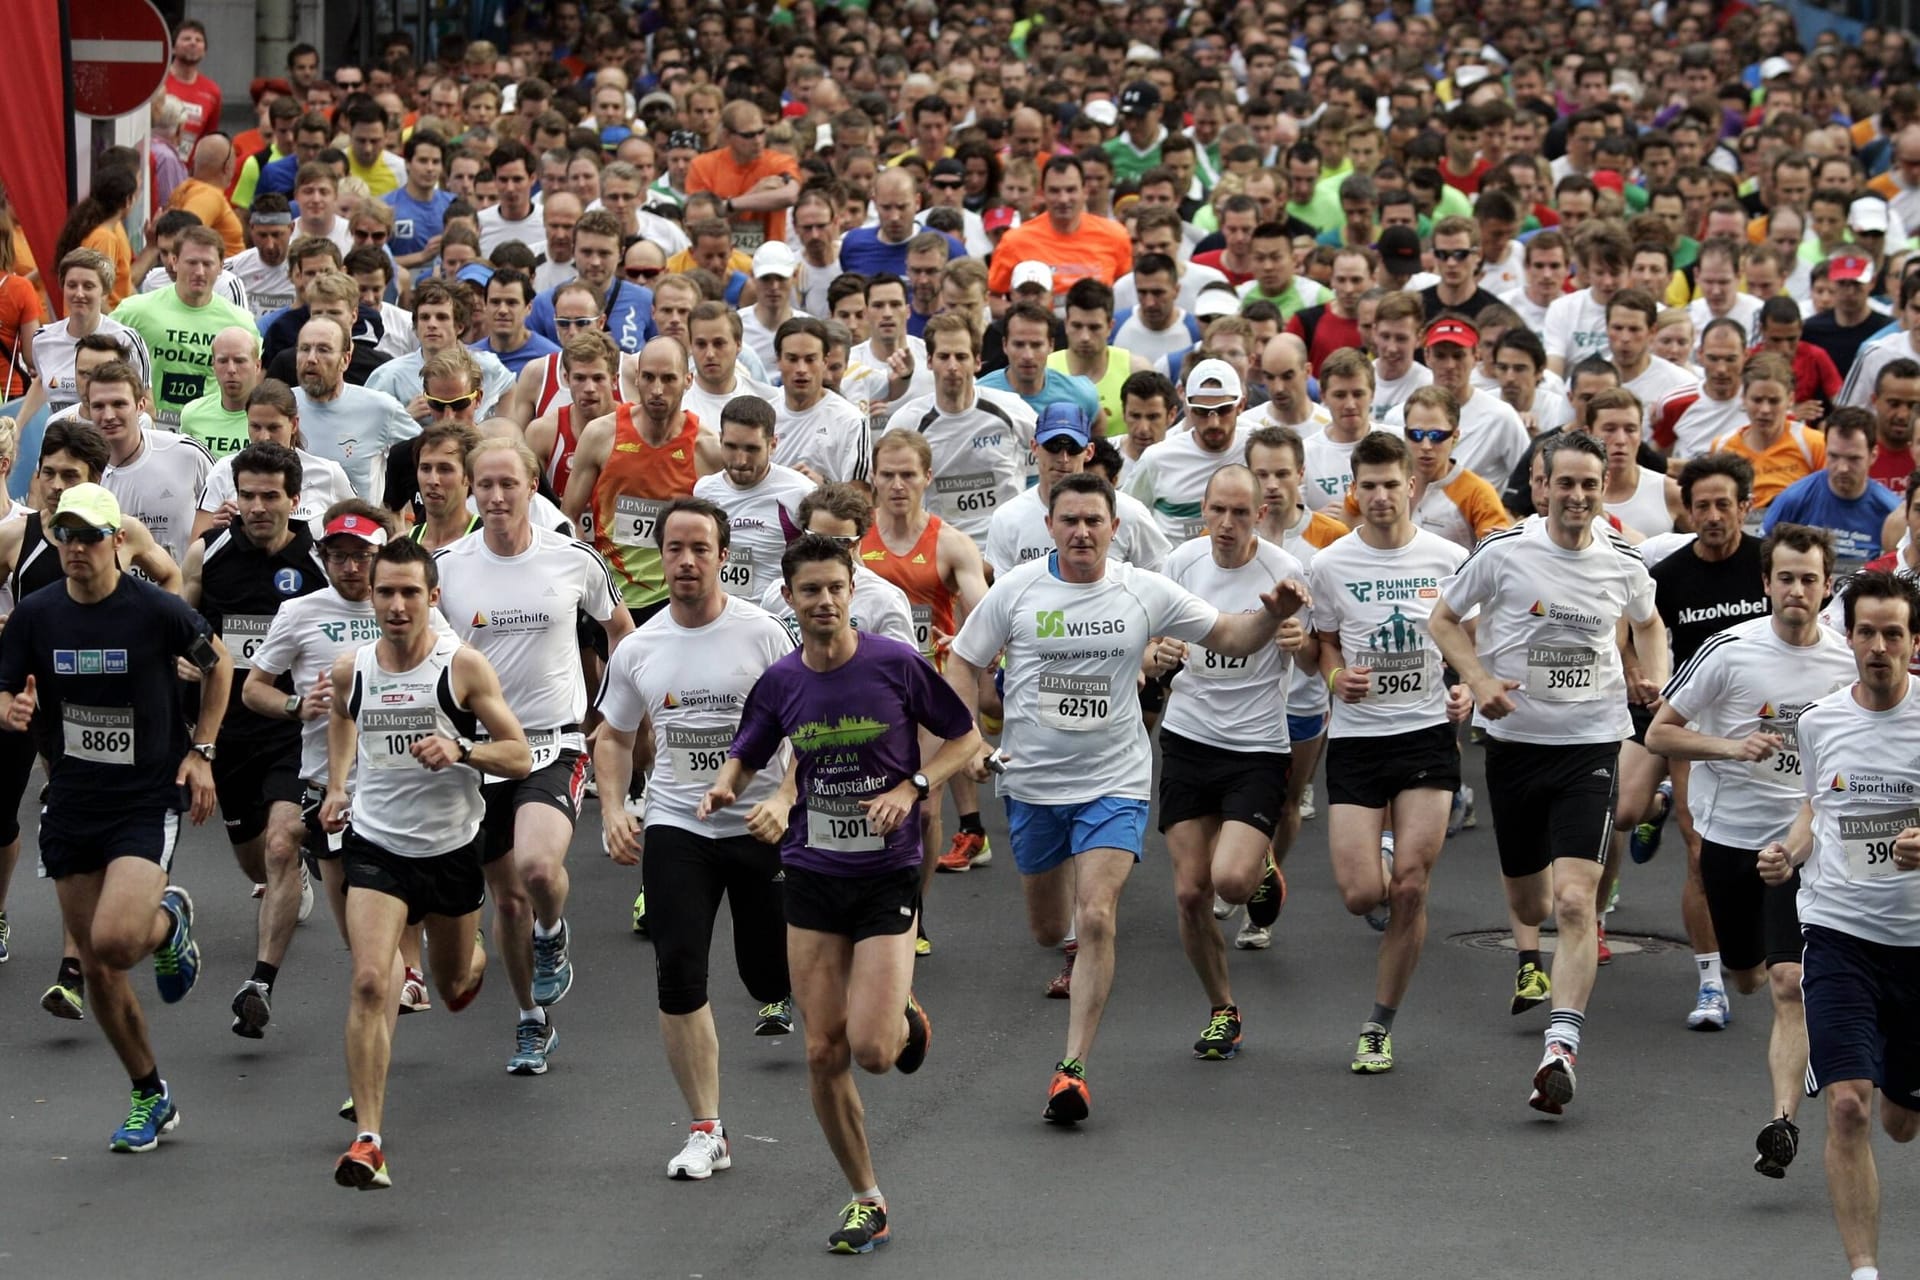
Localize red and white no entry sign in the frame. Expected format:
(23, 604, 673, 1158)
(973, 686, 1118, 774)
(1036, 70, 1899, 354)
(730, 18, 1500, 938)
(70, 0, 172, 119)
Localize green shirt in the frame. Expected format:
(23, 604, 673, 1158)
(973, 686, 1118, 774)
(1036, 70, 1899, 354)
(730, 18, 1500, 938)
(178, 392, 250, 460)
(109, 288, 257, 426)
(1238, 276, 1329, 322)
(1104, 128, 1167, 185)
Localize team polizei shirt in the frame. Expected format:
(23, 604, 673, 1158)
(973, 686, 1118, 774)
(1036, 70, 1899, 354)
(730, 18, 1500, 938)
(1309, 527, 1467, 738)
(1438, 517, 1658, 746)
(1794, 678, 1920, 946)
(251, 588, 452, 784)
(1161, 537, 1303, 753)
(1122, 426, 1250, 544)
(692, 462, 813, 600)
(888, 388, 1038, 548)
(1661, 615, 1856, 849)
(595, 594, 795, 840)
(102, 428, 214, 566)
(983, 484, 1171, 575)
(952, 555, 1219, 803)
(433, 528, 622, 768)
(758, 566, 917, 650)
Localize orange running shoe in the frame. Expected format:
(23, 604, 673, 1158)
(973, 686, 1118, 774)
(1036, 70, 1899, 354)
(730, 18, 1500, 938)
(334, 1137, 391, 1189)
(1043, 1059, 1090, 1124)
(935, 831, 990, 873)
(1044, 943, 1077, 999)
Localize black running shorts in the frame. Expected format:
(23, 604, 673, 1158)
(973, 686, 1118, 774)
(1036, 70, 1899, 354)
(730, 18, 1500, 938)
(1156, 730, 1291, 836)
(782, 864, 920, 942)
(1325, 722, 1460, 811)
(1483, 739, 1620, 879)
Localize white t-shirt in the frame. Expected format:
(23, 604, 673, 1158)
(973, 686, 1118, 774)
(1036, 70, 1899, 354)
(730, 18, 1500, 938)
(1274, 511, 1332, 718)
(1662, 615, 1856, 849)
(478, 204, 548, 257)
(1688, 293, 1763, 345)
(249, 587, 451, 783)
(682, 374, 778, 436)
(1794, 678, 1920, 947)
(1370, 361, 1432, 420)
(693, 463, 815, 600)
(1309, 527, 1467, 739)
(199, 446, 353, 535)
(1623, 355, 1700, 431)
(772, 391, 870, 483)
(433, 526, 622, 734)
(983, 484, 1171, 575)
(1161, 537, 1304, 753)
(1479, 240, 1525, 296)
(739, 307, 810, 376)
(596, 595, 796, 838)
(224, 249, 294, 318)
(31, 319, 152, 415)
(1542, 288, 1610, 366)
(1656, 385, 1746, 460)
(887, 388, 1038, 548)
(1438, 518, 1658, 745)
(1113, 261, 1231, 314)
(1500, 287, 1551, 334)
(140, 265, 250, 313)
(102, 429, 213, 565)
(1123, 427, 1248, 543)
(758, 564, 916, 649)
(1302, 425, 1398, 513)
(293, 383, 421, 501)
(951, 557, 1219, 803)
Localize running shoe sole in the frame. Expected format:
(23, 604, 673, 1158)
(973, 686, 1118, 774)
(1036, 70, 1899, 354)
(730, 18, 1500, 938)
(897, 997, 930, 1075)
(1754, 1118, 1799, 1178)
(1530, 1058, 1576, 1114)
(41, 983, 84, 1020)
(1044, 1079, 1089, 1125)
(334, 1152, 391, 1190)
(231, 984, 270, 1039)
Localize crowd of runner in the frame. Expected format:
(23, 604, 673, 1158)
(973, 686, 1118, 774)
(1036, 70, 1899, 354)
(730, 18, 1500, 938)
(0, 0, 1916, 1271)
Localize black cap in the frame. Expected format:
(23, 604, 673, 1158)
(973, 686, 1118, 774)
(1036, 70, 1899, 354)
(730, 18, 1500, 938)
(1377, 225, 1422, 274)
(931, 157, 966, 179)
(1119, 80, 1162, 117)
(667, 129, 703, 151)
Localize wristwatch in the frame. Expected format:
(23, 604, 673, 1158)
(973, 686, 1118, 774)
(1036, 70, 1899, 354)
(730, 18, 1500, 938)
(911, 772, 930, 801)
(190, 742, 217, 762)
(284, 692, 303, 718)
(456, 737, 474, 764)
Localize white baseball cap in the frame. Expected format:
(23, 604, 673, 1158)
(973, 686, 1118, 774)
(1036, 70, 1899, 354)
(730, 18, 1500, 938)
(1011, 261, 1054, 292)
(1185, 358, 1243, 403)
(1084, 99, 1119, 128)
(751, 241, 799, 279)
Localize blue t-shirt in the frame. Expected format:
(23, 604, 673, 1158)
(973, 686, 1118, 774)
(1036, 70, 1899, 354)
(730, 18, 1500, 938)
(1762, 472, 1900, 565)
(470, 331, 562, 376)
(256, 153, 301, 200)
(978, 367, 1102, 423)
(0, 574, 212, 810)
(527, 280, 656, 354)
(729, 631, 975, 876)
(384, 187, 455, 258)
(837, 227, 967, 278)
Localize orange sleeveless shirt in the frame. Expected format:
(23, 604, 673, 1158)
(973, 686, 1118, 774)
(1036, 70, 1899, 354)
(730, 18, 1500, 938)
(860, 515, 953, 660)
(589, 405, 703, 608)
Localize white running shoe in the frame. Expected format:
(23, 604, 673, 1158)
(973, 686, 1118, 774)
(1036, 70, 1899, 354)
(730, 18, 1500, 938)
(1212, 895, 1240, 920)
(667, 1127, 732, 1180)
(398, 968, 431, 1015)
(1687, 984, 1730, 1030)
(297, 866, 315, 922)
(1234, 922, 1272, 950)
(1298, 783, 1316, 821)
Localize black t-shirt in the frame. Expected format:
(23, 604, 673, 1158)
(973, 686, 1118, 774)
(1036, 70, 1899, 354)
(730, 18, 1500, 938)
(1799, 310, 1887, 382)
(1650, 534, 1770, 666)
(0, 574, 212, 809)
(196, 523, 329, 743)
(1421, 285, 1507, 323)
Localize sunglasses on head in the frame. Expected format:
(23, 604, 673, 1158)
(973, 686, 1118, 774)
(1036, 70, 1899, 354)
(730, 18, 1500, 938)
(1405, 427, 1455, 443)
(424, 393, 478, 413)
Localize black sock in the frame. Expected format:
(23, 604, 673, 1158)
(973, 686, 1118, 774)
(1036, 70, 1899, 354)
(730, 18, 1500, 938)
(251, 961, 279, 991)
(1519, 949, 1543, 971)
(1369, 1003, 1397, 1032)
(958, 812, 984, 835)
(131, 1069, 162, 1097)
(59, 956, 83, 988)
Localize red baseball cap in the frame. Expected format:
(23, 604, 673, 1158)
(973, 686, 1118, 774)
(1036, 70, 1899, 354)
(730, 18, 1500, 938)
(1591, 170, 1625, 195)
(1424, 317, 1480, 347)
(983, 206, 1015, 233)
(322, 513, 390, 546)
(1828, 251, 1875, 286)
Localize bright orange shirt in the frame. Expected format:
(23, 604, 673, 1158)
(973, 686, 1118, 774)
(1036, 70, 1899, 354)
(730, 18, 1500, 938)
(168, 178, 247, 259)
(685, 147, 801, 247)
(986, 212, 1134, 296)
(588, 405, 704, 608)
(82, 221, 135, 309)
(1710, 422, 1826, 509)
(860, 516, 953, 663)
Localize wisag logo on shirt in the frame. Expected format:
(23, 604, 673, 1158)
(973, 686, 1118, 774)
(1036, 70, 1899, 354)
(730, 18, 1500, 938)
(1034, 610, 1124, 639)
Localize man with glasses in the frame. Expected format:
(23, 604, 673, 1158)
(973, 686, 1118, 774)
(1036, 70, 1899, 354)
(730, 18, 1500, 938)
(500, 283, 605, 427)
(686, 102, 800, 251)
(367, 280, 516, 423)
(527, 211, 655, 356)
(1124, 359, 1251, 544)
(1420, 216, 1503, 323)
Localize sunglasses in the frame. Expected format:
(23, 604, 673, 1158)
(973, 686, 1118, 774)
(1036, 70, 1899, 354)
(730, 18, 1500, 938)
(1187, 402, 1238, 420)
(1405, 428, 1456, 443)
(626, 266, 663, 281)
(424, 393, 478, 414)
(336, 78, 364, 90)
(931, 177, 964, 189)
(1432, 247, 1475, 262)
(1039, 436, 1087, 454)
(52, 524, 110, 544)
(553, 315, 598, 330)
(730, 127, 766, 139)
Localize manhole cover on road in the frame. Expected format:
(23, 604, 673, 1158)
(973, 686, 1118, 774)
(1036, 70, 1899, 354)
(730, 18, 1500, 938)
(1449, 929, 1689, 957)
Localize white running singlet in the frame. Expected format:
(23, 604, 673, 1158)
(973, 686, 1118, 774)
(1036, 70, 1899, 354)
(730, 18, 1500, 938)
(346, 631, 483, 855)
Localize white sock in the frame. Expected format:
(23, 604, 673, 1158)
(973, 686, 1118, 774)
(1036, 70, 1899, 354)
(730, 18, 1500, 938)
(533, 918, 563, 940)
(357, 1129, 382, 1146)
(519, 1006, 546, 1025)
(855, 1185, 882, 1205)
(1696, 952, 1723, 990)
(1850, 1267, 1879, 1280)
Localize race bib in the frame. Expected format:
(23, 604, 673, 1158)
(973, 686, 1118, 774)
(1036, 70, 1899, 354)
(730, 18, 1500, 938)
(361, 707, 437, 768)
(1525, 644, 1598, 701)
(159, 370, 205, 413)
(1840, 809, 1917, 881)
(1756, 719, 1802, 781)
(63, 704, 134, 764)
(1179, 518, 1208, 542)
(1185, 646, 1249, 679)
(1366, 650, 1430, 705)
(731, 221, 768, 251)
(612, 495, 666, 548)
(719, 547, 756, 597)
(911, 604, 934, 657)
(934, 471, 998, 515)
(222, 614, 274, 671)
(808, 790, 884, 853)
(665, 725, 732, 784)
(1037, 672, 1113, 730)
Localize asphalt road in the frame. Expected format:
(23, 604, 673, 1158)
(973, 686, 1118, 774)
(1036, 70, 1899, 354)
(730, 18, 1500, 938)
(0, 748, 1912, 1280)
